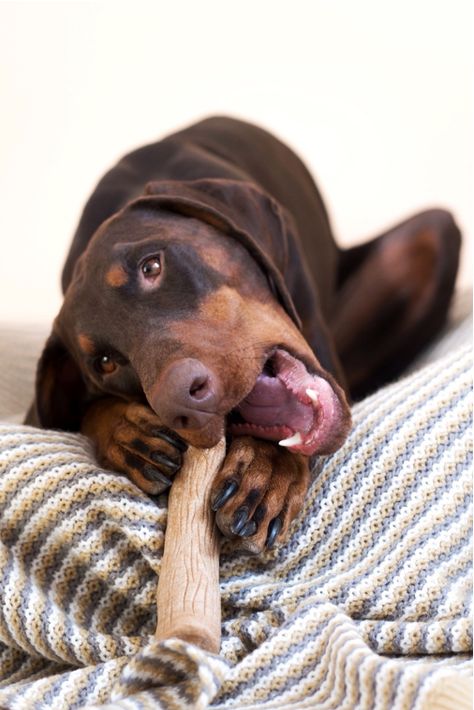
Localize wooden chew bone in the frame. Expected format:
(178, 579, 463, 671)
(155, 440, 226, 654)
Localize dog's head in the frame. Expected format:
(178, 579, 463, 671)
(35, 178, 351, 456)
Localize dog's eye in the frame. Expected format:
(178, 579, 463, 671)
(141, 255, 162, 280)
(95, 354, 118, 375)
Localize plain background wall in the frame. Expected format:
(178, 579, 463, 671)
(0, 0, 472, 324)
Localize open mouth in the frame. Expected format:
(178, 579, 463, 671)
(228, 348, 348, 456)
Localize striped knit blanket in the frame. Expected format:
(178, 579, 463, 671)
(0, 301, 472, 709)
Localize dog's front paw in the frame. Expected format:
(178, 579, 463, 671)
(81, 398, 187, 494)
(210, 436, 310, 554)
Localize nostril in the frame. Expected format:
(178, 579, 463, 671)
(189, 375, 210, 401)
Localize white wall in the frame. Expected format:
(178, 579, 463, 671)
(0, 0, 472, 324)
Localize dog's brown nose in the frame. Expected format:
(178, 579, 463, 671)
(149, 358, 221, 431)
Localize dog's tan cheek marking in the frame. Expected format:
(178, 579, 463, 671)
(194, 242, 237, 279)
(195, 286, 243, 323)
(169, 286, 312, 358)
(77, 333, 96, 355)
(105, 263, 129, 288)
(191, 236, 270, 295)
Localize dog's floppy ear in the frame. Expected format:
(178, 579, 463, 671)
(32, 331, 87, 431)
(130, 178, 302, 328)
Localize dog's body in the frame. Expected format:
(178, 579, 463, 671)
(28, 116, 461, 552)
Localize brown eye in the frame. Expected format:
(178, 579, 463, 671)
(141, 255, 162, 280)
(96, 354, 117, 375)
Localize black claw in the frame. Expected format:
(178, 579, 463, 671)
(266, 517, 282, 549)
(142, 464, 172, 491)
(151, 429, 188, 453)
(231, 506, 250, 535)
(239, 520, 257, 538)
(211, 480, 238, 511)
(150, 450, 181, 472)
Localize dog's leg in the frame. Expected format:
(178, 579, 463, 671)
(81, 398, 187, 494)
(332, 209, 461, 400)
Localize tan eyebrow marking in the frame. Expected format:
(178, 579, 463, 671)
(105, 263, 129, 287)
(78, 333, 96, 355)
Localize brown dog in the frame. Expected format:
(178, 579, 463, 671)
(27, 116, 461, 553)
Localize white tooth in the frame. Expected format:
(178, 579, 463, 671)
(279, 432, 303, 448)
(306, 388, 319, 403)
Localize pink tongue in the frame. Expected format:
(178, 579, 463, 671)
(236, 373, 314, 434)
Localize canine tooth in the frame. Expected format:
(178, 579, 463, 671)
(279, 432, 303, 447)
(306, 388, 319, 403)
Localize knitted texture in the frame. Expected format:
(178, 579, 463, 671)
(0, 318, 472, 709)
